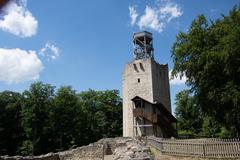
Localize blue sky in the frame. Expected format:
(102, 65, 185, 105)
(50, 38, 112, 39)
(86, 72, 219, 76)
(0, 0, 238, 113)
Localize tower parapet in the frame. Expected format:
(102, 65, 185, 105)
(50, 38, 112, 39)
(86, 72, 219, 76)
(133, 31, 154, 60)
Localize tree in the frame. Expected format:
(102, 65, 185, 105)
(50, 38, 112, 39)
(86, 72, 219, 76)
(0, 82, 122, 155)
(0, 91, 23, 155)
(171, 6, 240, 136)
(52, 86, 81, 151)
(20, 82, 55, 155)
(78, 89, 122, 144)
(201, 116, 221, 138)
(175, 90, 202, 135)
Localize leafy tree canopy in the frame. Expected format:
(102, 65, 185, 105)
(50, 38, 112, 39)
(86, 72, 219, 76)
(0, 82, 122, 155)
(175, 90, 202, 135)
(172, 6, 240, 136)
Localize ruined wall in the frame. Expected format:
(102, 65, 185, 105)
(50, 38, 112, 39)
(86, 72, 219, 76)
(0, 142, 104, 160)
(0, 137, 153, 160)
(58, 143, 103, 160)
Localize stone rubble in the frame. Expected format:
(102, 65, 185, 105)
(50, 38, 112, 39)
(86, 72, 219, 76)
(112, 138, 153, 160)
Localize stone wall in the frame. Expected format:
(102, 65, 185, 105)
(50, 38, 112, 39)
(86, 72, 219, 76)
(0, 142, 104, 160)
(0, 137, 153, 160)
(0, 153, 60, 160)
(58, 142, 103, 160)
(100, 137, 133, 155)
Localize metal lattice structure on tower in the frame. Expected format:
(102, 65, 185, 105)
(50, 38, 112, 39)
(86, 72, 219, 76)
(133, 31, 154, 60)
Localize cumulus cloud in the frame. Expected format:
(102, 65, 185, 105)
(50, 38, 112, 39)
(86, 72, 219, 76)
(39, 42, 60, 60)
(169, 69, 187, 85)
(129, 6, 138, 26)
(159, 3, 183, 22)
(0, 0, 38, 38)
(0, 48, 43, 84)
(129, 0, 183, 33)
(138, 6, 164, 32)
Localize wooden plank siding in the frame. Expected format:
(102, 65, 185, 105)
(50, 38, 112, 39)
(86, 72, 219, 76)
(133, 108, 158, 123)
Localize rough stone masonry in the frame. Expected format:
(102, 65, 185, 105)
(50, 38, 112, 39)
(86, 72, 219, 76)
(0, 137, 153, 160)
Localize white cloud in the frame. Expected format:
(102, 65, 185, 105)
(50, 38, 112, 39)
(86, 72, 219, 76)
(39, 42, 60, 60)
(129, 0, 183, 33)
(0, 0, 38, 38)
(0, 48, 43, 84)
(138, 6, 164, 32)
(159, 3, 182, 22)
(129, 6, 138, 26)
(169, 69, 187, 85)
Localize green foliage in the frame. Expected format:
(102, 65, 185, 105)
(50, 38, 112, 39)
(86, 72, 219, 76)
(0, 91, 23, 155)
(0, 82, 122, 155)
(217, 127, 233, 138)
(17, 140, 33, 156)
(21, 82, 55, 155)
(201, 116, 221, 138)
(78, 89, 122, 143)
(175, 90, 202, 134)
(52, 86, 81, 150)
(172, 6, 240, 137)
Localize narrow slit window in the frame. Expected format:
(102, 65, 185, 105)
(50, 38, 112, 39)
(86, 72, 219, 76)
(133, 63, 139, 72)
(138, 78, 140, 83)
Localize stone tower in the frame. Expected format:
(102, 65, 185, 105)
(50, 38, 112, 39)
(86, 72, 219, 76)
(122, 31, 176, 137)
